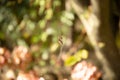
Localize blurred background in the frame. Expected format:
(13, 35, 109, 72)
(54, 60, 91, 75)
(0, 0, 120, 80)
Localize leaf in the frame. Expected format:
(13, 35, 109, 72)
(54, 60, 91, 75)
(65, 49, 88, 66)
(45, 8, 53, 20)
(40, 32, 48, 42)
(65, 56, 79, 66)
(50, 43, 59, 52)
(38, 20, 46, 29)
(75, 49, 88, 59)
(31, 35, 40, 43)
(81, 49, 88, 59)
(63, 11, 74, 20)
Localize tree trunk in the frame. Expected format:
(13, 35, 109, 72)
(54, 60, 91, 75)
(70, 0, 120, 79)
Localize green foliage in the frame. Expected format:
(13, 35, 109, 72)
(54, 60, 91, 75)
(0, 0, 89, 69)
(0, 0, 75, 66)
(0, 1, 92, 79)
